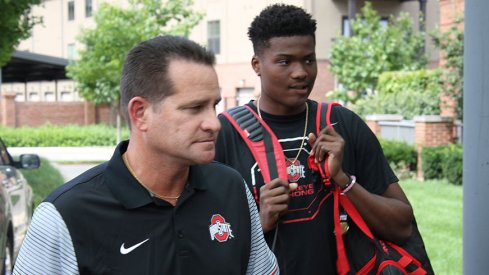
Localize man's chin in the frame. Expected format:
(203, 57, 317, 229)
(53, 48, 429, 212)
(193, 151, 216, 165)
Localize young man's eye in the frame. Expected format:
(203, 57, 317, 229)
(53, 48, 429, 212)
(278, 59, 289, 65)
(305, 58, 316, 64)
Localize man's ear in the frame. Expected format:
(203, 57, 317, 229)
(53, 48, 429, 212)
(127, 96, 150, 131)
(251, 56, 261, 76)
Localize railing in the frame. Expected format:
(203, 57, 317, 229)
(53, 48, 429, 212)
(378, 120, 415, 145)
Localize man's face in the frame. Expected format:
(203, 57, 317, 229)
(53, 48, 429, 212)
(145, 59, 221, 165)
(252, 35, 317, 114)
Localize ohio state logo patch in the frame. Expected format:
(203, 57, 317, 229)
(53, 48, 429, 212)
(209, 214, 234, 242)
(286, 159, 306, 183)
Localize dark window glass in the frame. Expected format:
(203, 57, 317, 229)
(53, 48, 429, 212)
(207, 20, 220, 54)
(68, 1, 75, 21)
(85, 0, 92, 17)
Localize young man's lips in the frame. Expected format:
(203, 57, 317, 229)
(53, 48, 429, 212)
(289, 84, 309, 90)
(289, 86, 309, 93)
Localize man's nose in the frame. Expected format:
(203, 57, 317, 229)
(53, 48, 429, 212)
(202, 111, 221, 132)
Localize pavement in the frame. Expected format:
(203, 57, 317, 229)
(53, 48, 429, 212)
(9, 146, 115, 182)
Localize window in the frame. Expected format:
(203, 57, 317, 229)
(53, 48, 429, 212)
(236, 88, 254, 106)
(15, 93, 25, 102)
(44, 91, 55, 102)
(207, 20, 220, 54)
(28, 92, 39, 101)
(68, 1, 75, 21)
(85, 0, 92, 17)
(60, 91, 73, 101)
(67, 43, 76, 60)
(342, 16, 388, 36)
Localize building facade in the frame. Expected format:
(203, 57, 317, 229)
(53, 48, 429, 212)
(2, 0, 440, 115)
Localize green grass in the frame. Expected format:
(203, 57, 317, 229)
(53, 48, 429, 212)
(21, 158, 65, 207)
(401, 179, 463, 275)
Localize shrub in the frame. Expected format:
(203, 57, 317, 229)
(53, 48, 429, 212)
(354, 69, 441, 119)
(421, 147, 444, 180)
(0, 124, 129, 147)
(379, 138, 417, 177)
(440, 145, 463, 185)
(422, 145, 463, 185)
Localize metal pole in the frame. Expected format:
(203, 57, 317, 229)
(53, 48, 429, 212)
(463, 0, 489, 274)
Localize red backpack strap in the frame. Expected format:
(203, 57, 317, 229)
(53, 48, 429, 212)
(221, 106, 288, 184)
(313, 102, 353, 275)
(310, 102, 341, 184)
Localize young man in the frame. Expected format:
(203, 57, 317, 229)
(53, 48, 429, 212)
(215, 4, 414, 274)
(14, 35, 278, 275)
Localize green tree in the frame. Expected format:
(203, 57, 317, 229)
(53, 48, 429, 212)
(430, 17, 464, 120)
(353, 69, 441, 119)
(67, 0, 202, 124)
(0, 0, 41, 66)
(329, 2, 426, 104)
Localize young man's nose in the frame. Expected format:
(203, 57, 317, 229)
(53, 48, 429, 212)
(291, 63, 308, 80)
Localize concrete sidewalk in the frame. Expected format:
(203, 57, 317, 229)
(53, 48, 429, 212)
(9, 146, 115, 162)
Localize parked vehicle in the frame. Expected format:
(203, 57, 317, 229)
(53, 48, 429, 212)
(0, 138, 40, 274)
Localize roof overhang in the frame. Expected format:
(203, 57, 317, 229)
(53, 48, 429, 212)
(1, 51, 69, 83)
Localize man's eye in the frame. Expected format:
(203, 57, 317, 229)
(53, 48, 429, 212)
(278, 60, 289, 65)
(186, 106, 202, 112)
(305, 58, 316, 64)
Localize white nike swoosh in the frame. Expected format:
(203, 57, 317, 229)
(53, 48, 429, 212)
(120, 238, 149, 255)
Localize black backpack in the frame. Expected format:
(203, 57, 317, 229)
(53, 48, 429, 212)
(221, 102, 434, 275)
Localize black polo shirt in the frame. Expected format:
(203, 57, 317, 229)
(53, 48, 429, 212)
(14, 141, 278, 275)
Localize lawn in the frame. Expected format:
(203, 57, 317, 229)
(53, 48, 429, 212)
(401, 179, 463, 275)
(21, 160, 462, 274)
(21, 157, 65, 207)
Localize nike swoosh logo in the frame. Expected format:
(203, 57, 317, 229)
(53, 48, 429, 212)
(120, 238, 149, 255)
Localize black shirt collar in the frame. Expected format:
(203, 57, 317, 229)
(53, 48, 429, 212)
(104, 140, 209, 209)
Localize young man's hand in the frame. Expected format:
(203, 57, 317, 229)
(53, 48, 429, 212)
(259, 178, 298, 232)
(308, 126, 345, 182)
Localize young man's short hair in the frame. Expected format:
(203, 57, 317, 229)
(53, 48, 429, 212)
(248, 4, 317, 55)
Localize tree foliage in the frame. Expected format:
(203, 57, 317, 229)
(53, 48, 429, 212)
(430, 17, 464, 120)
(66, 0, 203, 106)
(0, 0, 41, 66)
(353, 69, 441, 119)
(328, 2, 426, 104)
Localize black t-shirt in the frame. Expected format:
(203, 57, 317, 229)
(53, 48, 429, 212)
(216, 100, 398, 275)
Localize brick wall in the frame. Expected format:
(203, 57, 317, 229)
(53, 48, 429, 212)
(414, 115, 455, 179)
(438, 0, 464, 117)
(366, 114, 456, 179)
(439, 0, 464, 31)
(1, 93, 111, 127)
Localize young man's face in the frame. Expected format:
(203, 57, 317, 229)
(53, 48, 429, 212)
(144, 59, 221, 165)
(252, 35, 317, 114)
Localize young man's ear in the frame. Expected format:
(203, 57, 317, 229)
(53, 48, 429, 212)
(251, 56, 261, 76)
(127, 96, 150, 131)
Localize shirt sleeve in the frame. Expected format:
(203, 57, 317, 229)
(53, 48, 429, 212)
(13, 202, 79, 275)
(244, 182, 279, 275)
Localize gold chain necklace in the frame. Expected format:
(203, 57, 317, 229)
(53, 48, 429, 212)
(256, 97, 309, 164)
(122, 153, 180, 201)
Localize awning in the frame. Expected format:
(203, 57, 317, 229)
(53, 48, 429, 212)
(1, 51, 69, 83)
